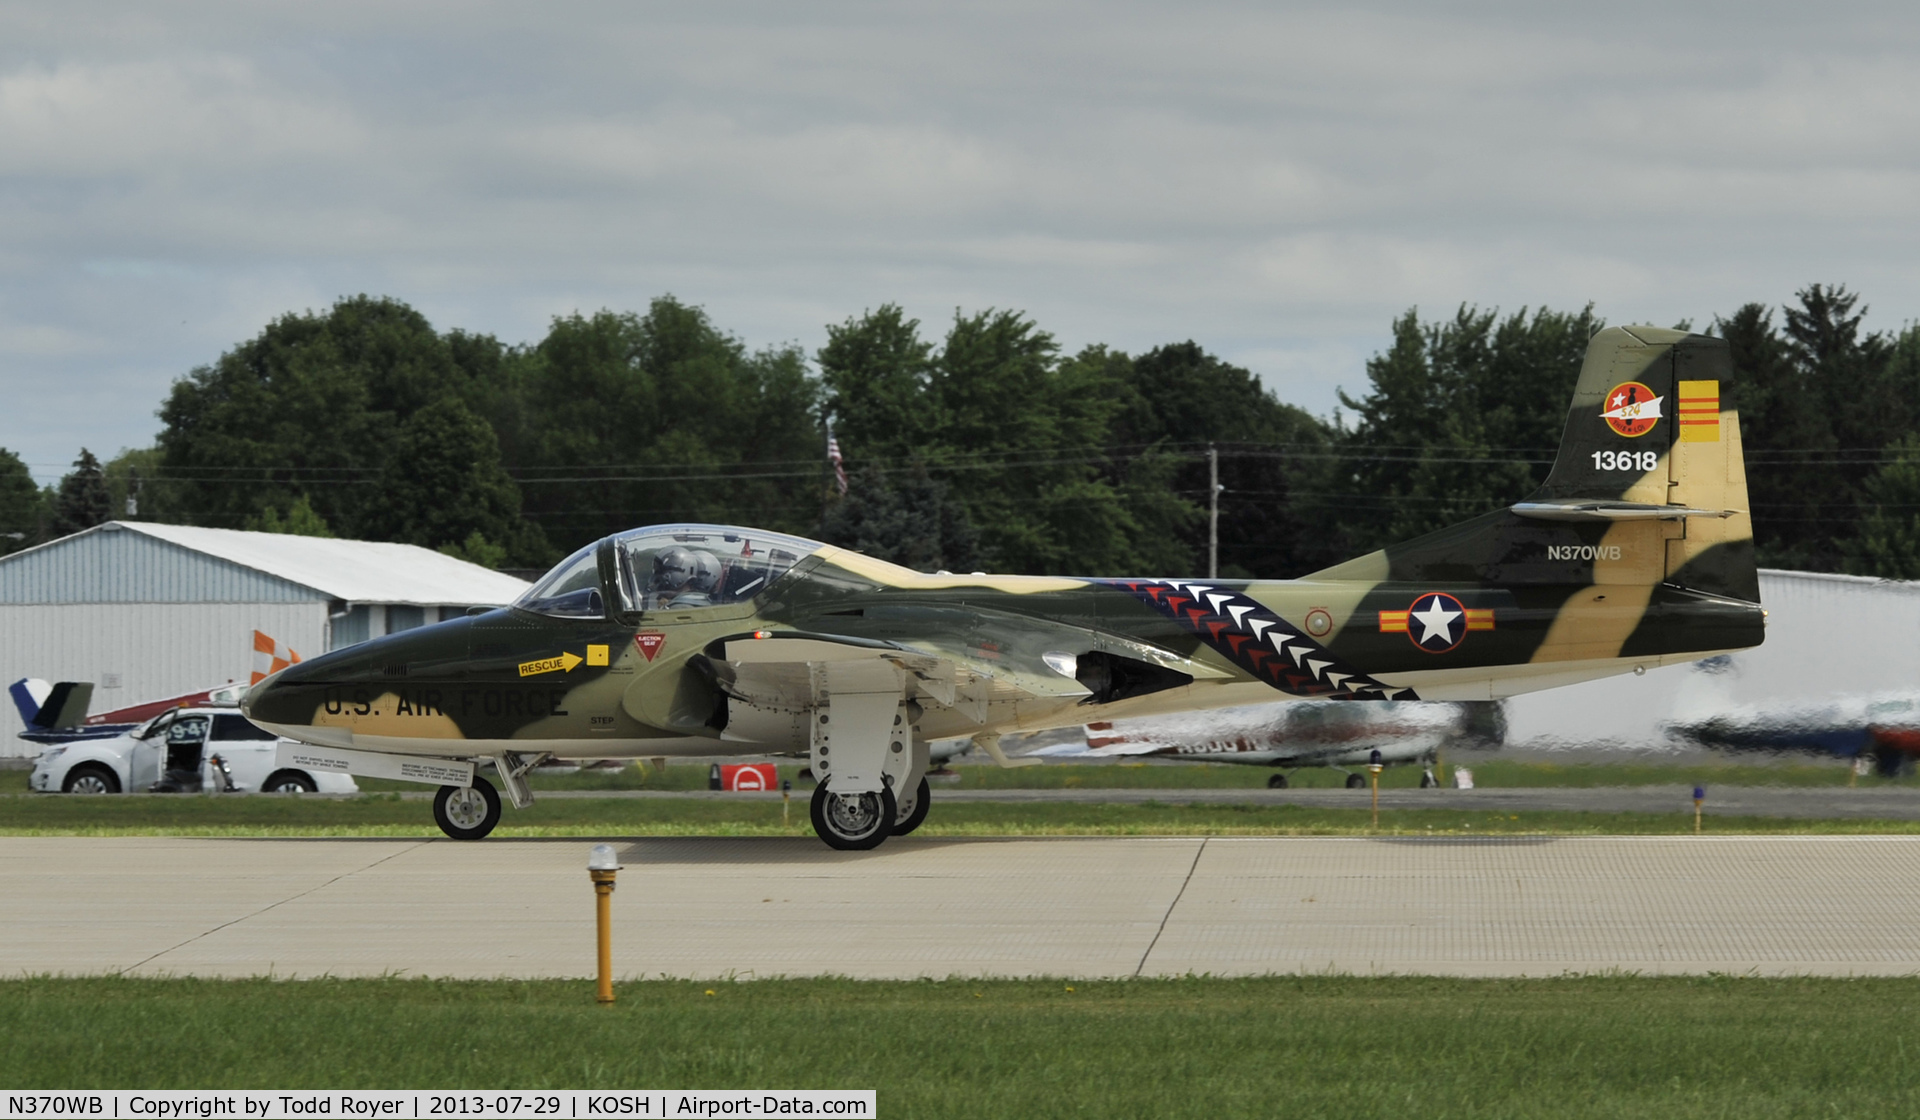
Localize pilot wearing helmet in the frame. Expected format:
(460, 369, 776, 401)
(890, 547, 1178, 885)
(650, 546, 725, 607)
(649, 547, 695, 607)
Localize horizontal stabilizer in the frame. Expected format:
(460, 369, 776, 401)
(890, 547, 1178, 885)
(1511, 501, 1738, 522)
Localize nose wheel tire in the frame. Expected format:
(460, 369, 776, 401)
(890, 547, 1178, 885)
(434, 776, 502, 840)
(1266, 773, 1289, 789)
(892, 777, 932, 836)
(810, 784, 898, 851)
(1345, 772, 1367, 790)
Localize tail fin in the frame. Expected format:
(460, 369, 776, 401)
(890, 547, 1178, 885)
(9, 679, 50, 726)
(1305, 325, 1761, 670)
(12, 680, 94, 730)
(1521, 326, 1756, 602)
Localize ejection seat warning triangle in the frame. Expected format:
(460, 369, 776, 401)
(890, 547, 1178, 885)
(518, 651, 584, 677)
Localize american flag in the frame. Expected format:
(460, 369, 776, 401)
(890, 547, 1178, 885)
(827, 428, 848, 495)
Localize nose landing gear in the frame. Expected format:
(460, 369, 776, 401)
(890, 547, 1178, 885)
(434, 776, 503, 840)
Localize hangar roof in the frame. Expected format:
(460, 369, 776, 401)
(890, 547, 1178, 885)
(0, 521, 530, 606)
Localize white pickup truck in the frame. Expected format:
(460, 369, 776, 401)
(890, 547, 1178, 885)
(28, 706, 358, 795)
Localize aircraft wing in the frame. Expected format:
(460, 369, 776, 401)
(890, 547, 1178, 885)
(1032, 739, 1173, 758)
(704, 631, 1091, 725)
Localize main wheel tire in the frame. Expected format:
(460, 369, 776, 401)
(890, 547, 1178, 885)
(63, 764, 120, 794)
(433, 776, 502, 840)
(892, 777, 932, 836)
(1345, 772, 1367, 790)
(810, 783, 897, 851)
(1266, 773, 1289, 789)
(262, 770, 318, 794)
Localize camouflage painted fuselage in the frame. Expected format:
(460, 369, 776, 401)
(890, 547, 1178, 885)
(244, 325, 1766, 762)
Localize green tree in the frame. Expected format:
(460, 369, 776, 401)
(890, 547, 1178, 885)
(818, 461, 979, 572)
(360, 396, 531, 557)
(512, 297, 821, 553)
(1718, 285, 1894, 571)
(1844, 435, 1920, 578)
(246, 495, 335, 537)
(1335, 305, 1597, 556)
(1108, 341, 1335, 577)
(155, 295, 511, 540)
(49, 449, 111, 537)
(817, 304, 936, 463)
(0, 447, 42, 554)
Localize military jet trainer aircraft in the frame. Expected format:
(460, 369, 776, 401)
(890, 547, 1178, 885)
(244, 326, 1764, 849)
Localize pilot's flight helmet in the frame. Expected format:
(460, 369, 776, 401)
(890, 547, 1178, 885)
(653, 547, 696, 592)
(688, 550, 722, 594)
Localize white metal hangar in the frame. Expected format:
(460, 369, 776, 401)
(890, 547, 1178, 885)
(0, 521, 528, 755)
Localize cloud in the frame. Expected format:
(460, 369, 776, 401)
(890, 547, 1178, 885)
(2, 1, 1919, 477)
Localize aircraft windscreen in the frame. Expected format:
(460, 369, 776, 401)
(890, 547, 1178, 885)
(613, 525, 819, 612)
(514, 543, 606, 619)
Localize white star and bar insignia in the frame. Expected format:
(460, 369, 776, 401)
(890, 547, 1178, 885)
(1379, 592, 1493, 653)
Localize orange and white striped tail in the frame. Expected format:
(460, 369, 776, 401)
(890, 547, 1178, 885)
(251, 630, 303, 685)
(1083, 720, 1136, 749)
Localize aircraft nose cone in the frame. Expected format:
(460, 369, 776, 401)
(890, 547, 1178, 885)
(241, 652, 320, 726)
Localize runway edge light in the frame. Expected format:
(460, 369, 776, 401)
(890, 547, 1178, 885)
(588, 843, 622, 1004)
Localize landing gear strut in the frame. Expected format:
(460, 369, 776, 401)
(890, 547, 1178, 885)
(434, 776, 502, 840)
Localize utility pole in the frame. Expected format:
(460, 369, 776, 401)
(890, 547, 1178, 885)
(1208, 443, 1220, 579)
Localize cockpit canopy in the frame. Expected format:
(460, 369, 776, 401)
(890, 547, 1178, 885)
(513, 524, 822, 619)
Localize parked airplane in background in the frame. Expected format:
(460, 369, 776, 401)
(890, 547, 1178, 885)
(12, 631, 297, 745)
(243, 326, 1767, 850)
(1667, 692, 1920, 776)
(11, 678, 252, 745)
(1032, 701, 1504, 787)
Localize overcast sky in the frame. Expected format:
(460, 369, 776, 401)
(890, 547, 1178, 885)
(3, 1, 1916, 482)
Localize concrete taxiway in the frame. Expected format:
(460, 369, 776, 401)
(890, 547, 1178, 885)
(4, 835, 1919, 979)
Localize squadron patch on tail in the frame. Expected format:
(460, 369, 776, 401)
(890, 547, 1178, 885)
(1099, 579, 1416, 701)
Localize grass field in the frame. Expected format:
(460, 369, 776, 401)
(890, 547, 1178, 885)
(2, 789, 1919, 837)
(2, 975, 1913, 1117)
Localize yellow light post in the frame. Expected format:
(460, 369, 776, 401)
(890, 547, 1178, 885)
(1693, 786, 1704, 834)
(1368, 749, 1384, 831)
(588, 843, 622, 1004)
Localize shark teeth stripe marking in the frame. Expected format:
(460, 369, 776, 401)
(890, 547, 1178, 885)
(1305, 658, 1331, 679)
(1246, 618, 1272, 640)
(1206, 593, 1233, 614)
(1226, 604, 1254, 627)
(1326, 673, 1351, 689)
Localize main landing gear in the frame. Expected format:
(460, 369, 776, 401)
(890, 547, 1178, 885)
(810, 784, 897, 851)
(805, 662, 933, 851)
